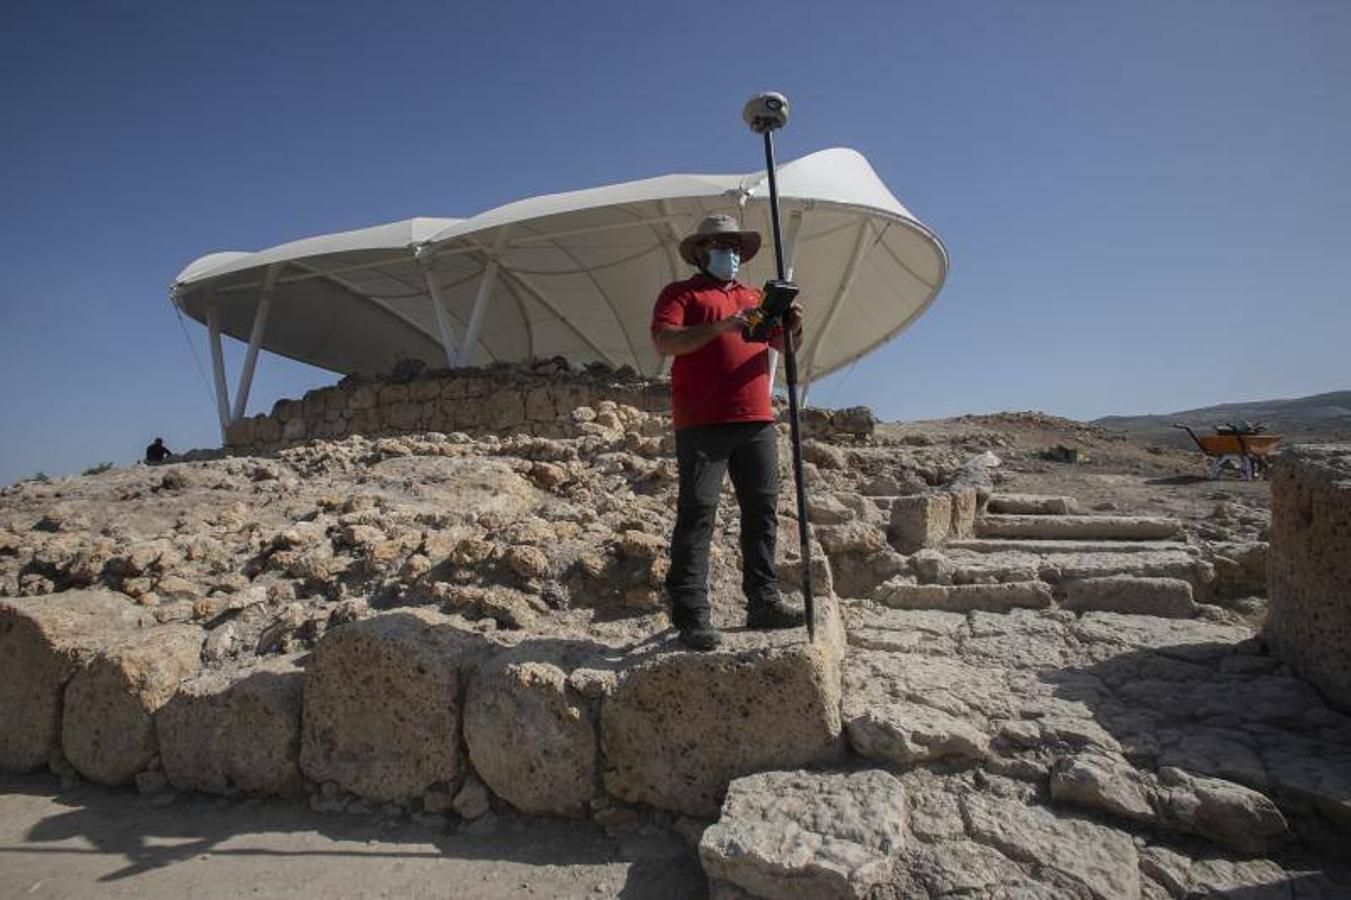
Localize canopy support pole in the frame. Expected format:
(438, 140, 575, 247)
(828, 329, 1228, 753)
(417, 251, 459, 369)
(457, 230, 509, 367)
(802, 220, 872, 405)
(207, 301, 232, 440)
(458, 259, 499, 367)
(767, 209, 804, 391)
(232, 264, 278, 423)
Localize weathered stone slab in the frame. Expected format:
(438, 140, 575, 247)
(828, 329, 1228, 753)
(700, 769, 906, 900)
(976, 514, 1181, 541)
(156, 654, 305, 796)
(62, 624, 203, 785)
(987, 493, 1080, 515)
(947, 538, 1194, 555)
(300, 609, 484, 803)
(943, 547, 1212, 592)
(888, 494, 951, 553)
(840, 602, 965, 655)
(601, 624, 845, 817)
(463, 648, 597, 818)
(1062, 576, 1197, 618)
(0, 590, 152, 772)
(843, 650, 1004, 765)
(961, 792, 1141, 899)
(945, 487, 977, 541)
(1267, 443, 1351, 713)
(873, 579, 1052, 613)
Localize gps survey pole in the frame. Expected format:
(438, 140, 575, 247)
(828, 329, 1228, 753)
(742, 92, 816, 643)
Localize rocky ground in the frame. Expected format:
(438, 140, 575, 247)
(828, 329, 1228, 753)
(2, 399, 1348, 898)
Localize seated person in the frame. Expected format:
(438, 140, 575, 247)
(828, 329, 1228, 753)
(145, 437, 172, 464)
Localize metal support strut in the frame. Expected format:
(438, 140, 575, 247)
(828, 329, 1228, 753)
(207, 302, 231, 440)
(232, 264, 279, 423)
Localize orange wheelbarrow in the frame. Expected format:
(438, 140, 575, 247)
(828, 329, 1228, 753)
(1173, 424, 1281, 480)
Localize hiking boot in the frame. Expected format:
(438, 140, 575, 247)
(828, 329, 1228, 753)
(678, 624, 722, 651)
(745, 597, 806, 630)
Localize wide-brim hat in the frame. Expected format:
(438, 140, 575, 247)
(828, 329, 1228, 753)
(678, 214, 762, 266)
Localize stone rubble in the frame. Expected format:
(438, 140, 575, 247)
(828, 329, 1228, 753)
(0, 376, 1346, 897)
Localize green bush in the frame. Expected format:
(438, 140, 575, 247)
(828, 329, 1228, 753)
(82, 461, 115, 476)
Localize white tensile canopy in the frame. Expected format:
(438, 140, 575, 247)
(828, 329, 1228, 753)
(172, 148, 947, 437)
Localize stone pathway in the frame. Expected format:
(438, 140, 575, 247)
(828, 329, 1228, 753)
(700, 494, 1351, 898)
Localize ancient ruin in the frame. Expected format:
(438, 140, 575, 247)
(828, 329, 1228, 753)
(2, 365, 1349, 897)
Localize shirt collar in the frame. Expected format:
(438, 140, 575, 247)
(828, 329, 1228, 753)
(693, 272, 739, 292)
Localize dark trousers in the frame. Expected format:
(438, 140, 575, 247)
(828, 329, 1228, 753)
(666, 422, 780, 629)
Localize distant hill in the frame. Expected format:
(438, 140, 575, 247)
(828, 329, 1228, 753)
(1092, 390, 1351, 448)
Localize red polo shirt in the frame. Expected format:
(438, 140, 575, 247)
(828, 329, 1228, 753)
(651, 274, 774, 431)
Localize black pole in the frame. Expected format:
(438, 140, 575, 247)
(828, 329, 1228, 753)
(760, 129, 816, 643)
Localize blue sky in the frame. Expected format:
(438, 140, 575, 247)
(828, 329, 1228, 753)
(2, 1, 1347, 483)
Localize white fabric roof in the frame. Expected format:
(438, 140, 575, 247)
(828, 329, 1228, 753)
(173, 148, 947, 385)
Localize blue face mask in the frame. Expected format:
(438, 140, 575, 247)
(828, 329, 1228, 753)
(704, 247, 740, 281)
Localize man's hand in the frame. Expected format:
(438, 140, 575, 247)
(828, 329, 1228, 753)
(653, 310, 750, 356)
(720, 310, 751, 333)
(770, 301, 805, 352)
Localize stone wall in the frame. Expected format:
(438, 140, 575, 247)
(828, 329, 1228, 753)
(223, 363, 671, 450)
(1266, 443, 1351, 713)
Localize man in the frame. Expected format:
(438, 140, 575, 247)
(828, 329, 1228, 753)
(145, 437, 172, 465)
(651, 214, 805, 651)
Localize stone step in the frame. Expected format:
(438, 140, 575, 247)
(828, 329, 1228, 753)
(975, 514, 1182, 542)
(940, 548, 1214, 591)
(947, 538, 1196, 556)
(1060, 575, 1198, 618)
(986, 493, 1080, 515)
(873, 580, 1053, 613)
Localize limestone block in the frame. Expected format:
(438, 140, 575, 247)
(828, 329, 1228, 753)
(322, 386, 349, 414)
(272, 399, 303, 422)
(254, 416, 282, 443)
(523, 386, 554, 421)
(829, 549, 908, 601)
(485, 391, 526, 431)
(549, 382, 590, 414)
(803, 440, 848, 470)
(62, 624, 204, 785)
(873, 580, 1052, 613)
(463, 650, 596, 817)
(1208, 541, 1269, 600)
(1062, 576, 1197, 618)
(409, 379, 441, 402)
(302, 390, 327, 421)
(946, 487, 978, 540)
(700, 769, 905, 900)
(300, 609, 484, 803)
(961, 792, 1140, 900)
(377, 383, 410, 405)
(889, 494, 951, 553)
(601, 630, 845, 816)
(1154, 767, 1289, 854)
(281, 418, 306, 442)
(342, 408, 371, 434)
(814, 522, 888, 557)
(156, 654, 305, 797)
(976, 514, 1181, 541)
(348, 386, 377, 410)
(1049, 752, 1155, 822)
(0, 590, 153, 772)
(843, 650, 998, 765)
(987, 493, 1080, 515)
(1266, 444, 1351, 712)
(385, 401, 421, 432)
(832, 406, 877, 438)
(224, 418, 254, 447)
